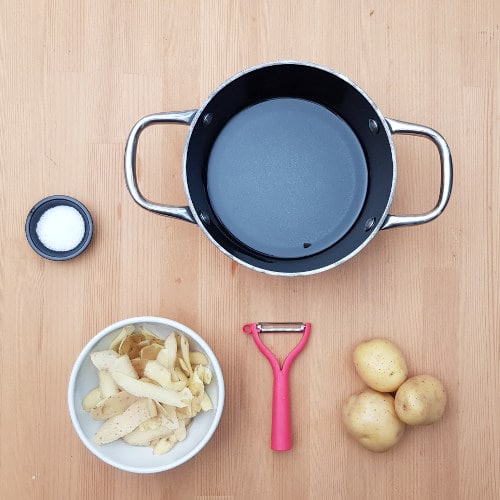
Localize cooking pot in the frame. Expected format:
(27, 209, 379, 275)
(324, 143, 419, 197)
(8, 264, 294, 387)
(125, 62, 452, 276)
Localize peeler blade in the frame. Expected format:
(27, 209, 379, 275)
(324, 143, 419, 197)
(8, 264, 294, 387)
(256, 322, 306, 332)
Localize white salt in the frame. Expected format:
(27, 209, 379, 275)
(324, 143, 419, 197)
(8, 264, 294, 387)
(36, 205, 85, 252)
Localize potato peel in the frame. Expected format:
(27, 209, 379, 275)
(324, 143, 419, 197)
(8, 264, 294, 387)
(82, 387, 104, 411)
(90, 350, 119, 371)
(109, 326, 134, 352)
(110, 371, 189, 407)
(90, 391, 139, 421)
(112, 354, 139, 379)
(83, 325, 215, 455)
(98, 370, 119, 398)
(93, 397, 157, 445)
(153, 437, 175, 455)
(123, 422, 173, 446)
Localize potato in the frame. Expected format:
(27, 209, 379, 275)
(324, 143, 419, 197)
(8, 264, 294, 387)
(353, 338, 408, 392)
(394, 375, 447, 425)
(342, 389, 405, 452)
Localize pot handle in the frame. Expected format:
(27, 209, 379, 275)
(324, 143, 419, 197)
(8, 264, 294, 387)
(381, 118, 453, 230)
(124, 111, 198, 223)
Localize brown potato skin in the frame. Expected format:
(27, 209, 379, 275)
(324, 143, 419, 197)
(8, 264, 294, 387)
(394, 375, 447, 425)
(342, 389, 406, 452)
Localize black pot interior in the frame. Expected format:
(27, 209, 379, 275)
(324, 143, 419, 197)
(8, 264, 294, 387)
(186, 63, 394, 274)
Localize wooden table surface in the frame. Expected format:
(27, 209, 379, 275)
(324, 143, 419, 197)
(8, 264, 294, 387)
(1, 1, 499, 498)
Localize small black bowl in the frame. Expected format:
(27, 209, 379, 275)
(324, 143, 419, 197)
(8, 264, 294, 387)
(26, 195, 93, 261)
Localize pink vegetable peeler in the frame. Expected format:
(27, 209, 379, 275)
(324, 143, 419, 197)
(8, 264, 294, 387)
(243, 322, 311, 451)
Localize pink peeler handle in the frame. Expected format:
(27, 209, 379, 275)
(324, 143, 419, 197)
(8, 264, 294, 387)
(243, 322, 311, 451)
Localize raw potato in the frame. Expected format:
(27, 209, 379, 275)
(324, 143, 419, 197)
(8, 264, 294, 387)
(394, 375, 447, 425)
(342, 389, 405, 452)
(353, 338, 408, 392)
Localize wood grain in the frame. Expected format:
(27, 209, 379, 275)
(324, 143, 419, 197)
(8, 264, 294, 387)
(1, 1, 499, 498)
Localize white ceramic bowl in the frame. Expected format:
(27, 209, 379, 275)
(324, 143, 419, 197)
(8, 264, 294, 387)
(68, 316, 225, 473)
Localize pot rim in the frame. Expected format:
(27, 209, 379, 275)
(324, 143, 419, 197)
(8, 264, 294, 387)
(182, 61, 397, 276)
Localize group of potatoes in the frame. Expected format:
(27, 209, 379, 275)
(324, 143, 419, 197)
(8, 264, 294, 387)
(342, 338, 447, 452)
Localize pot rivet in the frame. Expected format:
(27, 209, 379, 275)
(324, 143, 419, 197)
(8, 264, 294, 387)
(203, 113, 213, 126)
(364, 217, 376, 231)
(368, 119, 379, 134)
(199, 211, 211, 225)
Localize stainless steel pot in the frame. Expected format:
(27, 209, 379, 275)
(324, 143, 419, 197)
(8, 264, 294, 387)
(125, 61, 452, 276)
